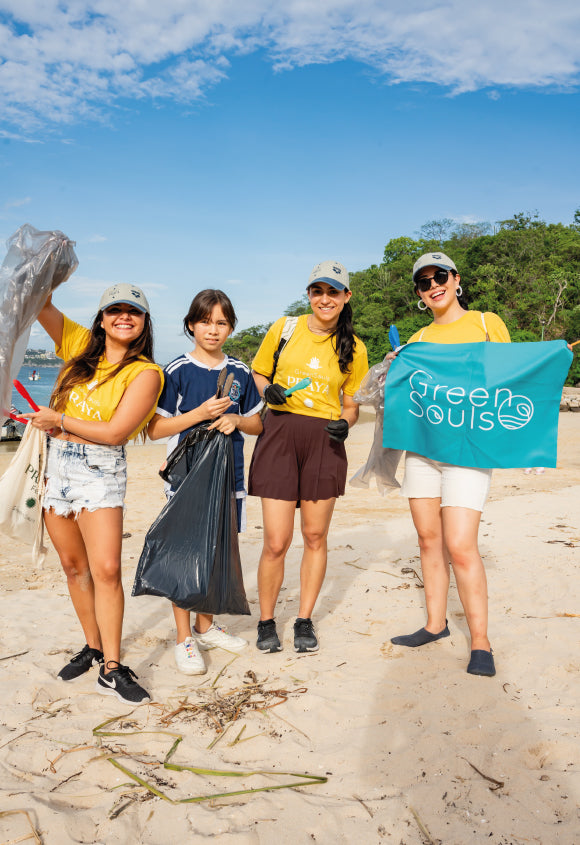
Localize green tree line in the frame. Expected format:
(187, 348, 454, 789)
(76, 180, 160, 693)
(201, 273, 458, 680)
(224, 211, 580, 384)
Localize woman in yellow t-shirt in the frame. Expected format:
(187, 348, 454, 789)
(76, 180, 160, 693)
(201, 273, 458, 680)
(389, 253, 510, 678)
(24, 284, 163, 704)
(249, 260, 368, 655)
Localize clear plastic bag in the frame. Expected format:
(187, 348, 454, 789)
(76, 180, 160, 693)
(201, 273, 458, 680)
(353, 358, 392, 409)
(132, 426, 250, 616)
(0, 224, 78, 423)
(350, 355, 402, 493)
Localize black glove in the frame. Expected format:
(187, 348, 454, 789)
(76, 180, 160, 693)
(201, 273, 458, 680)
(263, 383, 288, 405)
(324, 419, 349, 443)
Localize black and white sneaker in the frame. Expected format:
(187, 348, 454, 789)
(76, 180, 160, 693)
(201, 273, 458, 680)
(58, 645, 104, 681)
(95, 661, 150, 704)
(256, 619, 282, 653)
(293, 618, 319, 653)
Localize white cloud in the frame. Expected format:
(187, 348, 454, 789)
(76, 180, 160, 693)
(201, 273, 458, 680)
(62, 275, 167, 296)
(4, 196, 31, 208)
(87, 234, 107, 243)
(0, 1, 578, 130)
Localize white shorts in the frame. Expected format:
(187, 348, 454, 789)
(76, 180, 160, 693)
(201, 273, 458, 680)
(400, 452, 492, 512)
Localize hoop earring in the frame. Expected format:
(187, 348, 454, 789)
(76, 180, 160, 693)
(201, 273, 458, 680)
(417, 300, 428, 311)
(456, 285, 463, 297)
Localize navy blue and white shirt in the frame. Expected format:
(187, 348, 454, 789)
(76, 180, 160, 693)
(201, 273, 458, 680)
(156, 353, 263, 497)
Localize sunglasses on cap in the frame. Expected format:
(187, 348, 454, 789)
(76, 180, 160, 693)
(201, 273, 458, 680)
(415, 268, 452, 293)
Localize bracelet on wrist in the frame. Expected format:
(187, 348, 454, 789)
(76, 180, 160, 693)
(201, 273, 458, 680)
(60, 413, 67, 433)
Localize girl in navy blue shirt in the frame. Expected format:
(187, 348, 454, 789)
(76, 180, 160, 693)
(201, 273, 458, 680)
(148, 290, 262, 675)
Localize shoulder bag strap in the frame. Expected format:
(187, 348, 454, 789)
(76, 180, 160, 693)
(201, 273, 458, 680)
(270, 316, 299, 382)
(480, 312, 490, 341)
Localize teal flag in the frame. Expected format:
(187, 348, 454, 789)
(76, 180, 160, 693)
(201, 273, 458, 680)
(383, 340, 572, 468)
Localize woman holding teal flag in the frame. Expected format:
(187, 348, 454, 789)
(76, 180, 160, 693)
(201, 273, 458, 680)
(389, 252, 510, 677)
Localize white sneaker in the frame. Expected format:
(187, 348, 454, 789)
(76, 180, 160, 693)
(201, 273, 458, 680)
(192, 623, 248, 653)
(174, 637, 207, 675)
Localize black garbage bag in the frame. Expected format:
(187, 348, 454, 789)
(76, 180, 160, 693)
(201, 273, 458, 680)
(132, 426, 250, 615)
(157, 422, 211, 488)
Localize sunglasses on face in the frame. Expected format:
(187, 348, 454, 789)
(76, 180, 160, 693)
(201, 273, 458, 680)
(415, 269, 451, 293)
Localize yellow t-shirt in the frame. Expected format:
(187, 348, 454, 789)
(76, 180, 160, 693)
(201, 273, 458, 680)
(407, 311, 511, 344)
(56, 316, 164, 439)
(252, 315, 368, 419)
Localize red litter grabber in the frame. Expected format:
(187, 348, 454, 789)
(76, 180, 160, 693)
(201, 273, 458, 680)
(4, 379, 41, 423)
(13, 379, 40, 412)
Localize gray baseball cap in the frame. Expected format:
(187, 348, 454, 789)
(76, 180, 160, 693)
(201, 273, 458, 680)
(307, 260, 350, 291)
(412, 252, 457, 283)
(98, 283, 150, 314)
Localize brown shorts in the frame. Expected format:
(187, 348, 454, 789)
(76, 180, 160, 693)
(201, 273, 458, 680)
(248, 410, 347, 502)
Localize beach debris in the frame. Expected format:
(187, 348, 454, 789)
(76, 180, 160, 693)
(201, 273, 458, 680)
(90, 707, 326, 806)
(34, 674, 322, 808)
(401, 567, 425, 588)
(48, 769, 83, 792)
(0, 649, 29, 661)
(502, 682, 521, 701)
(0, 808, 42, 844)
(523, 612, 579, 619)
(409, 805, 440, 844)
(0, 730, 40, 752)
(343, 559, 365, 570)
(30, 690, 70, 720)
(158, 675, 307, 734)
(545, 539, 577, 547)
(461, 757, 505, 791)
(261, 705, 310, 740)
(353, 794, 374, 818)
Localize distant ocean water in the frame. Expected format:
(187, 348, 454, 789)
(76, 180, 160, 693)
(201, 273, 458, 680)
(10, 364, 61, 412)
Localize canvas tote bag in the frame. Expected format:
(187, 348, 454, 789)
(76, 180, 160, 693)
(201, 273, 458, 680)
(0, 423, 47, 563)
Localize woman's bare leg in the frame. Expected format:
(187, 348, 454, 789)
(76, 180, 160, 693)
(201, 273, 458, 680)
(172, 605, 193, 643)
(297, 498, 336, 619)
(408, 497, 449, 633)
(43, 509, 101, 651)
(194, 613, 213, 635)
(442, 506, 490, 651)
(257, 498, 296, 620)
(76, 507, 124, 668)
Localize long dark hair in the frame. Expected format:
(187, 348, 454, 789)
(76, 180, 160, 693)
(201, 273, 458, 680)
(331, 301, 356, 374)
(183, 289, 237, 339)
(51, 311, 155, 412)
(452, 270, 470, 309)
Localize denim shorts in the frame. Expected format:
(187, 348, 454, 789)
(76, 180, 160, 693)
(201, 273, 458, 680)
(44, 439, 127, 516)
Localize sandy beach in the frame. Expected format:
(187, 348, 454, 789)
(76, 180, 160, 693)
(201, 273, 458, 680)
(0, 413, 578, 844)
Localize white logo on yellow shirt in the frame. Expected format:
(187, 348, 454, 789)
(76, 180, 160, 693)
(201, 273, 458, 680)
(70, 390, 103, 421)
(307, 356, 321, 369)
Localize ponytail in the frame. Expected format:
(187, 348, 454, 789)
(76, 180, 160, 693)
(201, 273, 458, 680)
(331, 302, 356, 374)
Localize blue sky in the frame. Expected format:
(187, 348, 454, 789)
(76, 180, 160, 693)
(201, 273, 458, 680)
(1, 1, 579, 363)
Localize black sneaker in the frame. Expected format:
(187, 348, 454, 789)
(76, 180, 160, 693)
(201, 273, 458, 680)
(293, 618, 319, 653)
(95, 661, 150, 704)
(58, 645, 104, 681)
(256, 619, 282, 653)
